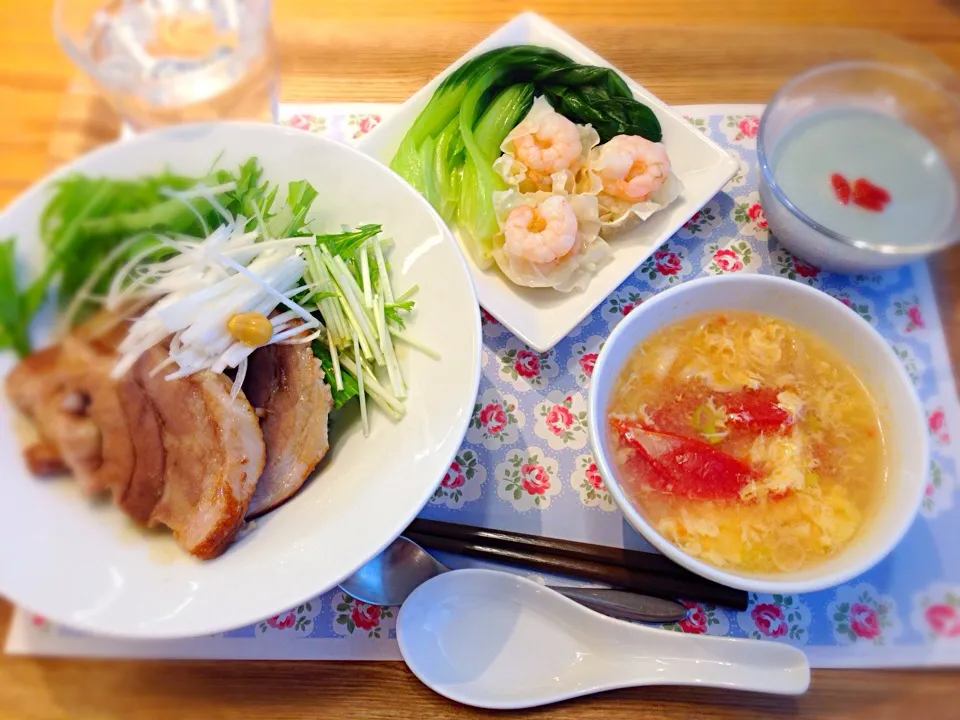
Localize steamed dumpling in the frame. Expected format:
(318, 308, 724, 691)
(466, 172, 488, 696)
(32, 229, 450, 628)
(493, 96, 599, 195)
(580, 134, 684, 237)
(491, 190, 609, 292)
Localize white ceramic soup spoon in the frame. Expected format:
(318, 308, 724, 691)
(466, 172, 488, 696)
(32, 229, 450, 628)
(397, 568, 810, 710)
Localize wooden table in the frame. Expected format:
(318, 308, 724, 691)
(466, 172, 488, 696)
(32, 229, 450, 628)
(1, 1, 959, 718)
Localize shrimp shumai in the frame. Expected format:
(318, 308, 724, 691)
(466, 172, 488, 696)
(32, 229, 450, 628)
(493, 96, 599, 194)
(490, 96, 682, 292)
(491, 191, 608, 292)
(584, 134, 684, 237)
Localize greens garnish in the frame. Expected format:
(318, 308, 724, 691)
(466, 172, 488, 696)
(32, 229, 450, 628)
(389, 44, 662, 268)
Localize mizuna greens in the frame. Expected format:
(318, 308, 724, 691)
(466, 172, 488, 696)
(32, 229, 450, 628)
(0, 158, 429, 434)
(389, 44, 664, 273)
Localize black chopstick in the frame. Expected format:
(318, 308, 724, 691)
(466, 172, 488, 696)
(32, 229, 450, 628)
(405, 523, 748, 611)
(409, 518, 697, 579)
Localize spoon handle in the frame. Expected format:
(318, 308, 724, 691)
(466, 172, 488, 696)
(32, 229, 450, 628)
(549, 587, 687, 623)
(619, 628, 811, 695)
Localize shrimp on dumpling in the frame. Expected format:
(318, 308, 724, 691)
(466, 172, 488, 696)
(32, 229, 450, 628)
(583, 134, 685, 238)
(494, 96, 599, 194)
(491, 190, 610, 293)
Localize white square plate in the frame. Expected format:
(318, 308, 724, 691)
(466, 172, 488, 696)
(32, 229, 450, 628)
(358, 12, 738, 352)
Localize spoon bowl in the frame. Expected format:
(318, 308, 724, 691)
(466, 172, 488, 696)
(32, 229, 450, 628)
(340, 535, 447, 606)
(397, 568, 810, 710)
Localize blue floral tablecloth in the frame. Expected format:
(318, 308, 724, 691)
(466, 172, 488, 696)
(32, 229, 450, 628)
(7, 103, 960, 667)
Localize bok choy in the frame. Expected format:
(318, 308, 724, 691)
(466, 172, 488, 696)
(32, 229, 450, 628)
(389, 44, 662, 267)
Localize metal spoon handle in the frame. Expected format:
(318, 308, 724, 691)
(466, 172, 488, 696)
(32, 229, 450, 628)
(549, 586, 688, 623)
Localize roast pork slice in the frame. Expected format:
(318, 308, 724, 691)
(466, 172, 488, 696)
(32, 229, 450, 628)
(139, 346, 266, 558)
(6, 313, 267, 559)
(114, 352, 167, 525)
(6, 345, 61, 419)
(243, 342, 333, 518)
(6, 336, 136, 500)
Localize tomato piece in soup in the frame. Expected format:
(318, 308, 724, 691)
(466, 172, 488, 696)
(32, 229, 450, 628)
(611, 419, 754, 500)
(723, 388, 791, 431)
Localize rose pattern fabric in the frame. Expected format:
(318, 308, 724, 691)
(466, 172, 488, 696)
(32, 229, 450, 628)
(567, 335, 605, 388)
(849, 602, 881, 639)
(921, 459, 955, 518)
(712, 248, 742, 272)
(890, 342, 925, 387)
(746, 203, 767, 228)
(890, 295, 927, 335)
(925, 604, 960, 637)
(827, 289, 875, 323)
(723, 114, 760, 144)
(520, 464, 550, 494)
(496, 338, 559, 391)
(752, 603, 789, 638)
(770, 245, 822, 286)
(732, 193, 769, 239)
(828, 584, 901, 646)
(635, 242, 692, 288)
(703, 238, 758, 275)
(603, 286, 652, 329)
(287, 113, 327, 133)
(723, 149, 748, 190)
(481, 308, 508, 339)
(912, 584, 960, 641)
(571, 453, 615, 510)
(514, 349, 540, 378)
(677, 201, 723, 239)
(467, 387, 524, 449)
(653, 248, 683, 275)
(352, 605, 381, 631)
(534, 390, 588, 450)
(738, 116, 759, 138)
(256, 602, 317, 637)
(22, 109, 960, 668)
(737, 594, 812, 644)
(495, 447, 561, 511)
(666, 601, 730, 636)
(927, 403, 951, 446)
(442, 462, 466, 489)
(579, 353, 596, 377)
(344, 113, 383, 139)
(684, 115, 710, 136)
(332, 593, 395, 639)
(269, 612, 296, 630)
(29, 614, 50, 631)
(431, 450, 487, 509)
(682, 604, 709, 633)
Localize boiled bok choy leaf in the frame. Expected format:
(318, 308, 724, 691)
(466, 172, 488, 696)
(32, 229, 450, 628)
(390, 44, 662, 264)
(457, 82, 534, 267)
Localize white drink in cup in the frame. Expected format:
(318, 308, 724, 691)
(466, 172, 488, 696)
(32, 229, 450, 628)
(758, 61, 960, 273)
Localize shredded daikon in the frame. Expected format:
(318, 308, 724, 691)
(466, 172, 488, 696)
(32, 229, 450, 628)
(110, 218, 318, 380)
(64, 158, 437, 436)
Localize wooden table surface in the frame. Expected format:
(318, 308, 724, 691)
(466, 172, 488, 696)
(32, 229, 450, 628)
(2, 1, 959, 718)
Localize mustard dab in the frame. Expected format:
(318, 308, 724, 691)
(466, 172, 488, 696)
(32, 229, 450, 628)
(227, 311, 273, 347)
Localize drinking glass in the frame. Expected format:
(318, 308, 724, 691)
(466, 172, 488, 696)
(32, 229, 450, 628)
(54, 0, 279, 131)
(757, 60, 960, 271)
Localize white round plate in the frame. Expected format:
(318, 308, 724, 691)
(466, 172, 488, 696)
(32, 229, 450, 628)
(0, 122, 481, 639)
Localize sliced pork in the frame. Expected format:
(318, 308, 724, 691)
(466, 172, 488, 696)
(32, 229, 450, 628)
(6, 336, 136, 500)
(114, 352, 167, 525)
(6, 315, 268, 560)
(243, 342, 333, 517)
(133, 346, 266, 559)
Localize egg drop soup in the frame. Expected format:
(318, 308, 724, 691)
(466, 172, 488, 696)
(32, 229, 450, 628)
(608, 311, 886, 574)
